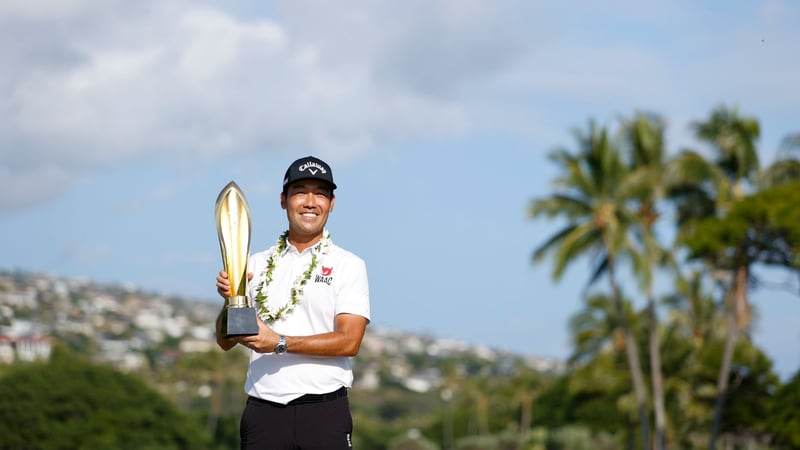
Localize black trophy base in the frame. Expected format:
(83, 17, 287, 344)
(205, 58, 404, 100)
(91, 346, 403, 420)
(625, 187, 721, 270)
(222, 306, 259, 337)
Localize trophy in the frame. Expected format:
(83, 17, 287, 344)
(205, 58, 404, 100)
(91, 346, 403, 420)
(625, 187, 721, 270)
(215, 181, 259, 337)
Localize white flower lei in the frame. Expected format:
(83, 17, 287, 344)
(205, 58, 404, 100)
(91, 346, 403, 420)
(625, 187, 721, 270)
(254, 229, 332, 323)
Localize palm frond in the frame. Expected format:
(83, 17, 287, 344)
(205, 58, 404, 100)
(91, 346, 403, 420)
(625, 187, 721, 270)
(552, 223, 602, 280)
(691, 104, 761, 181)
(532, 224, 578, 265)
(587, 255, 609, 288)
(528, 194, 593, 220)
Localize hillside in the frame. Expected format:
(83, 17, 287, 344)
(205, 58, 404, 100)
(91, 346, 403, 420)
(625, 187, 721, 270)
(0, 268, 563, 392)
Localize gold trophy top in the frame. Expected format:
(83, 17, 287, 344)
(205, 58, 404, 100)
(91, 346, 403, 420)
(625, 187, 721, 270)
(215, 181, 252, 307)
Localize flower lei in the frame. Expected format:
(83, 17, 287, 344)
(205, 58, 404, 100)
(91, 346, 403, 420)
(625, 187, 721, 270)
(254, 229, 332, 323)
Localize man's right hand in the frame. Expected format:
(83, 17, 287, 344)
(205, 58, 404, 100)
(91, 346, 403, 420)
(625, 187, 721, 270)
(216, 270, 231, 299)
(216, 270, 254, 299)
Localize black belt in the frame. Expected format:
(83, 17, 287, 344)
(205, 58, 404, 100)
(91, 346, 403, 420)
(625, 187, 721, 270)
(249, 387, 348, 407)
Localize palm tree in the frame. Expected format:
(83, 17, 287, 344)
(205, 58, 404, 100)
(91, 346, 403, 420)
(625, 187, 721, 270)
(506, 366, 543, 435)
(567, 294, 644, 447)
(568, 293, 626, 367)
(660, 272, 724, 448)
(682, 178, 800, 448)
(757, 132, 800, 188)
(673, 105, 761, 449)
(662, 272, 724, 352)
(621, 111, 675, 450)
(529, 120, 650, 448)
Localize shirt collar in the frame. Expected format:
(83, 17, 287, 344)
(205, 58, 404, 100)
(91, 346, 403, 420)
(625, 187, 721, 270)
(282, 240, 322, 257)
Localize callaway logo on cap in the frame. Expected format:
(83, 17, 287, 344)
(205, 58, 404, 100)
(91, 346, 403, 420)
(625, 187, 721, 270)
(282, 156, 337, 191)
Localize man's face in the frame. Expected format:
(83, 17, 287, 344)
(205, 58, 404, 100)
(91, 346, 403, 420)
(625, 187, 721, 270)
(281, 180, 335, 241)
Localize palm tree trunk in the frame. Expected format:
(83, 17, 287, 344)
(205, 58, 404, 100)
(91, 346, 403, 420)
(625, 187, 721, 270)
(609, 263, 650, 449)
(709, 305, 736, 449)
(709, 264, 746, 449)
(648, 298, 667, 450)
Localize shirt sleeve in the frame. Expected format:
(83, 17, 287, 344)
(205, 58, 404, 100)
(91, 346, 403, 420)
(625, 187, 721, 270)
(335, 253, 371, 322)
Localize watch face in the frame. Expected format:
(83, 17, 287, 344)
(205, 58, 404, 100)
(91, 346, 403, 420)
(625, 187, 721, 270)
(275, 336, 287, 354)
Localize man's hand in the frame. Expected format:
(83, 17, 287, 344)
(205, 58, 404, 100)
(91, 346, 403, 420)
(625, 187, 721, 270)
(234, 314, 368, 357)
(237, 319, 280, 353)
(215, 269, 255, 351)
(216, 270, 253, 299)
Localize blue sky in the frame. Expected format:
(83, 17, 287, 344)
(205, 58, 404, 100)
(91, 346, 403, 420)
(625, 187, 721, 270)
(1, 1, 799, 379)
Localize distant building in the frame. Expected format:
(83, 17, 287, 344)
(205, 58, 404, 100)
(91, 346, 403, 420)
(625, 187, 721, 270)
(0, 334, 52, 364)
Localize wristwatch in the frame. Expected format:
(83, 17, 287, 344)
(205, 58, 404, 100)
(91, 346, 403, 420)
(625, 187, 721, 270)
(274, 335, 287, 355)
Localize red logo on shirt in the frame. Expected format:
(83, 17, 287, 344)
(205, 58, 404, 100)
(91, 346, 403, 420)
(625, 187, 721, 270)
(316, 266, 334, 285)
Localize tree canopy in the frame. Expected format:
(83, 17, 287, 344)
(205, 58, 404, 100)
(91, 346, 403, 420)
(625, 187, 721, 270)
(0, 357, 209, 450)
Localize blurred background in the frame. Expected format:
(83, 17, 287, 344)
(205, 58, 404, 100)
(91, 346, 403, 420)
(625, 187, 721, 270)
(1, 1, 799, 449)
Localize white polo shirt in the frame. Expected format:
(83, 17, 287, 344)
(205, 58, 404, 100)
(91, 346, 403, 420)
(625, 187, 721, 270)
(243, 238, 370, 404)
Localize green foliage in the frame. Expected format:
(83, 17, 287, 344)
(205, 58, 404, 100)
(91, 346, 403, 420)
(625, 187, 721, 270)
(766, 369, 800, 448)
(146, 348, 249, 449)
(546, 425, 620, 450)
(658, 322, 781, 448)
(351, 386, 441, 450)
(388, 430, 440, 450)
(682, 181, 800, 268)
(720, 348, 779, 436)
(531, 365, 629, 435)
(0, 357, 209, 450)
(454, 433, 512, 450)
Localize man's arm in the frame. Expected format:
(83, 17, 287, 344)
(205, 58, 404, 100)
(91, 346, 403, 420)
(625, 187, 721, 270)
(215, 306, 238, 351)
(239, 313, 368, 357)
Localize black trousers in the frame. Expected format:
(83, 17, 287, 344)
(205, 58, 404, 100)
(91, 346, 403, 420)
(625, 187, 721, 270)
(240, 388, 353, 450)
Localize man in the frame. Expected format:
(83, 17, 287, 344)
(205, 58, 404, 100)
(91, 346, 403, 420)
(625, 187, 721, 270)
(215, 156, 370, 450)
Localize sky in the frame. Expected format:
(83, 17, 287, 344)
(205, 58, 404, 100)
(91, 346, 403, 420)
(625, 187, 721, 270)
(1, 1, 799, 379)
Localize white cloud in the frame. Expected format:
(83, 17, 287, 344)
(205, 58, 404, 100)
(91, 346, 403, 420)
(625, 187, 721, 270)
(0, 0, 98, 20)
(0, 1, 491, 212)
(1, 0, 798, 212)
